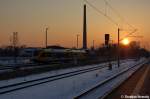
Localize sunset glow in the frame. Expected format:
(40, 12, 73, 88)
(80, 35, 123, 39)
(122, 38, 130, 45)
(0, 0, 149, 50)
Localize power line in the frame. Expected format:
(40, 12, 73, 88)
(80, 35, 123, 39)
(103, 0, 139, 40)
(128, 35, 143, 38)
(84, 0, 119, 27)
(120, 29, 137, 41)
(103, 0, 136, 30)
(84, 0, 137, 39)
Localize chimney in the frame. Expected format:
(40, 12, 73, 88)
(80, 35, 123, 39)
(83, 4, 87, 49)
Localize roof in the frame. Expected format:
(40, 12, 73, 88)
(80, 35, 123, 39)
(47, 46, 67, 49)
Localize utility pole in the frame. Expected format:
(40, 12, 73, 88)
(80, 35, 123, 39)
(45, 27, 48, 48)
(93, 40, 95, 49)
(118, 28, 120, 67)
(76, 34, 80, 49)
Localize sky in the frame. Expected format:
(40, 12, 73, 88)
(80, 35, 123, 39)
(0, 0, 150, 49)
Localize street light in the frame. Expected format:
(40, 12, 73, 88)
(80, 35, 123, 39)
(76, 34, 80, 49)
(45, 27, 48, 48)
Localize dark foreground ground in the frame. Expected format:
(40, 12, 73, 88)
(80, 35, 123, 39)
(105, 62, 150, 99)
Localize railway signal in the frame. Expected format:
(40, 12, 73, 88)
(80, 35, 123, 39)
(105, 34, 110, 46)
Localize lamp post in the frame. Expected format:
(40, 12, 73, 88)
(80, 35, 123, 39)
(45, 27, 48, 48)
(77, 34, 80, 49)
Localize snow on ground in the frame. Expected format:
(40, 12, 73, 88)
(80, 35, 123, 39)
(80, 60, 146, 99)
(0, 59, 132, 86)
(0, 58, 146, 99)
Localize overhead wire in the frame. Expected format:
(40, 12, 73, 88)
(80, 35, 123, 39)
(103, 0, 138, 39)
(104, 0, 135, 30)
(84, 0, 138, 39)
(84, 0, 119, 27)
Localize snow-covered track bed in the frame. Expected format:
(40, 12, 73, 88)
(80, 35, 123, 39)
(0, 63, 110, 95)
(74, 59, 148, 99)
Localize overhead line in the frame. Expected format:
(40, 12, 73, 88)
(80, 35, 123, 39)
(120, 29, 137, 41)
(104, 0, 138, 39)
(84, 0, 119, 27)
(104, 0, 135, 30)
(84, 0, 138, 39)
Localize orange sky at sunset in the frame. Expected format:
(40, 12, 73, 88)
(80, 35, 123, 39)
(0, 0, 150, 50)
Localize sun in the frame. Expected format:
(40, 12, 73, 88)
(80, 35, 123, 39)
(122, 38, 130, 45)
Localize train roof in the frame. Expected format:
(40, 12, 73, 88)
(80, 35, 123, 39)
(42, 48, 86, 53)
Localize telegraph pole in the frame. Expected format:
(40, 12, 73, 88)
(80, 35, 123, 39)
(45, 27, 48, 48)
(76, 34, 79, 49)
(118, 28, 120, 67)
(93, 40, 95, 49)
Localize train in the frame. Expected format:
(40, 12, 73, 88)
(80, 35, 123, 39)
(32, 48, 88, 63)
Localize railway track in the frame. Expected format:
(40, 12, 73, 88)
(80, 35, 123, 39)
(0, 63, 61, 74)
(0, 59, 140, 96)
(74, 59, 148, 99)
(0, 59, 132, 74)
(0, 62, 113, 95)
(0, 63, 49, 70)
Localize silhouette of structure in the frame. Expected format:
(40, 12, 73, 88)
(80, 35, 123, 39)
(12, 32, 18, 63)
(45, 28, 48, 48)
(83, 4, 87, 49)
(77, 34, 80, 49)
(12, 32, 18, 48)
